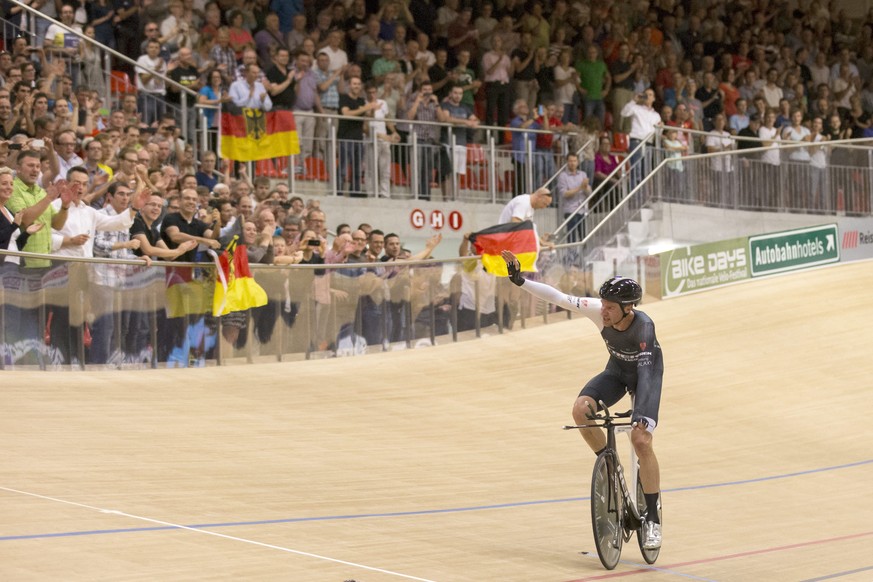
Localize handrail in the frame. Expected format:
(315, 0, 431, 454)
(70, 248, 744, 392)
(654, 122, 873, 149)
(291, 107, 573, 137)
(555, 135, 873, 254)
(0, 247, 475, 271)
(551, 136, 649, 239)
(540, 135, 597, 191)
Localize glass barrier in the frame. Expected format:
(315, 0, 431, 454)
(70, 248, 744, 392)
(0, 249, 607, 371)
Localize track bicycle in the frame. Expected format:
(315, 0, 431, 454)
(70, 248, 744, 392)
(563, 399, 661, 570)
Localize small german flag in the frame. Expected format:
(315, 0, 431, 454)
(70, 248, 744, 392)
(212, 237, 268, 316)
(220, 108, 300, 162)
(470, 220, 539, 277)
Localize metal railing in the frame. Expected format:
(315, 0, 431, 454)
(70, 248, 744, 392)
(238, 110, 589, 203)
(550, 127, 873, 273)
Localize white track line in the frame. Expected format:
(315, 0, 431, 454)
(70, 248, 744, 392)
(1, 486, 437, 582)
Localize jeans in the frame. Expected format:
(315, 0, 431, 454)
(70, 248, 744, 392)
(564, 212, 586, 243)
(338, 140, 364, 197)
(584, 98, 605, 126)
(138, 92, 166, 127)
(534, 149, 556, 189)
(628, 138, 646, 190)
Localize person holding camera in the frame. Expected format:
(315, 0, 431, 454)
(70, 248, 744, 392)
(620, 88, 661, 188)
(404, 79, 441, 200)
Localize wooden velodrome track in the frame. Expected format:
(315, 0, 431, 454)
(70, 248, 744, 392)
(2, 260, 872, 581)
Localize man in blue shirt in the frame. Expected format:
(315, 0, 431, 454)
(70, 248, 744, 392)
(438, 84, 479, 200)
(509, 99, 540, 197)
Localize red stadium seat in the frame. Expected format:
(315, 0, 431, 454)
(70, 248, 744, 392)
(391, 163, 408, 186)
(110, 70, 135, 95)
(612, 132, 629, 153)
(303, 157, 328, 181)
(466, 143, 486, 165)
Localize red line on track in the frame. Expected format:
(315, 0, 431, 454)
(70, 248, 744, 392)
(565, 530, 873, 581)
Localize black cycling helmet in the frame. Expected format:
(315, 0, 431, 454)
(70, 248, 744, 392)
(599, 276, 642, 306)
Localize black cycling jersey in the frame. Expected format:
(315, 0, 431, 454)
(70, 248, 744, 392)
(518, 279, 664, 428)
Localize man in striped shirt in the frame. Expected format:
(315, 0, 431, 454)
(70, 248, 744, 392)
(404, 79, 441, 201)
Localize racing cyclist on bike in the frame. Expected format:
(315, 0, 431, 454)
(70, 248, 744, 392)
(501, 250, 663, 549)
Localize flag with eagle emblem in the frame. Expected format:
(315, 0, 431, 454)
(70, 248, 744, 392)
(220, 107, 300, 162)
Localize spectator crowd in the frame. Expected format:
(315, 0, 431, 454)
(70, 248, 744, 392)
(1, 0, 873, 365)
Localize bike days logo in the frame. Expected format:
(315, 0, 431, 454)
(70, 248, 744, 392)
(660, 237, 750, 297)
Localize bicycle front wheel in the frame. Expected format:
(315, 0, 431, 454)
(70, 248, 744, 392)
(590, 452, 623, 570)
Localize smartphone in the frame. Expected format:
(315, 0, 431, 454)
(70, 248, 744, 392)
(307, 239, 320, 247)
(8, 143, 22, 151)
(538, 105, 544, 116)
(31, 139, 44, 149)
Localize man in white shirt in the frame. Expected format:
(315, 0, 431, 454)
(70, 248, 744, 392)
(135, 39, 167, 125)
(758, 110, 781, 209)
(44, 4, 81, 75)
(620, 88, 661, 188)
(320, 30, 348, 73)
(621, 88, 661, 146)
(54, 130, 84, 185)
(499, 185, 552, 231)
(761, 67, 783, 110)
(48, 166, 146, 365)
(230, 63, 273, 111)
(364, 82, 398, 198)
(51, 167, 144, 258)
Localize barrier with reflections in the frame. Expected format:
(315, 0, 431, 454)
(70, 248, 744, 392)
(0, 250, 604, 370)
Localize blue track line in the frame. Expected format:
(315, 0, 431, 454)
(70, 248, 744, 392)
(799, 566, 873, 581)
(2, 458, 871, 543)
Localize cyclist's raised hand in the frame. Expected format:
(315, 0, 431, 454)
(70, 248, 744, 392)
(500, 249, 525, 287)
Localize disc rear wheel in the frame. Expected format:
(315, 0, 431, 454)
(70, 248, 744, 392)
(590, 453, 623, 570)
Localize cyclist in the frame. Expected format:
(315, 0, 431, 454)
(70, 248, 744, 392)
(501, 250, 663, 549)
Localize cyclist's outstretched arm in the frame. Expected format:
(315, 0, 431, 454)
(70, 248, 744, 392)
(501, 250, 603, 327)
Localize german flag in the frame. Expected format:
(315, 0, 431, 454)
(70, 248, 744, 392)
(470, 220, 539, 277)
(220, 108, 300, 162)
(212, 237, 268, 316)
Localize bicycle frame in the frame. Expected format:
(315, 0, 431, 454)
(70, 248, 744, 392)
(564, 397, 659, 570)
(615, 395, 643, 516)
(599, 409, 645, 535)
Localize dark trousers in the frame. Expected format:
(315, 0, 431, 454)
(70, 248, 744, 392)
(485, 81, 511, 128)
(416, 143, 439, 200)
(564, 212, 586, 243)
(339, 140, 364, 197)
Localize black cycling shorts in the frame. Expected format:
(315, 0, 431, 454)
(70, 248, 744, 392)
(579, 370, 630, 411)
(579, 367, 662, 427)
